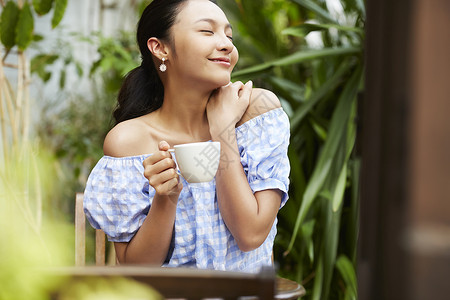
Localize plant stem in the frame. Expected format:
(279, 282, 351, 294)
(15, 52, 25, 148)
(21, 52, 30, 144)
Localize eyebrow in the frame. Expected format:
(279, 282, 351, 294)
(195, 18, 233, 30)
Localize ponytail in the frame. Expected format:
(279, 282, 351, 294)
(113, 58, 164, 124)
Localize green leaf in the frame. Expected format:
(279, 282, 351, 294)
(232, 47, 359, 79)
(291, 0, 337, 24)
(300, 219, 315, 263)
(75, 61, 83, 77)
(311, 256, 324, 300)
(0, 1, 20, 50)
(16, 3, 34, 51)
(285, 67, 362, 255)
(290, 61, 351, 130)
(31, 54, 59, 82)
(282, 23, 364, 37)
(31, 54, 59, 72)
(356, 0, 366, 17)
(33, 34, 44, 42)
(332, 164, 347, 212)
(51, 0, 67, 28)
(336, 255, 357, 298)
(310, 119, 327, 141)
(33, 0, 54, 16)
(321, 197, 343, 299)
(59, 69, 66, 89)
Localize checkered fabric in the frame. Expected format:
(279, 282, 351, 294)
(84, 107, 290, 273)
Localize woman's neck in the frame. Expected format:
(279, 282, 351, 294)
(155, 83, 213, 140)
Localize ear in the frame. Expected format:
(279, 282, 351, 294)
(147, 37, 170, 60)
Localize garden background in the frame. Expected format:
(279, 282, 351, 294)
(0, 0, 364, 299)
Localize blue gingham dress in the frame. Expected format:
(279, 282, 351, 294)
(84, 107, 290, 273)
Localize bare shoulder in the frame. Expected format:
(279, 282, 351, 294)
(237, 88, 282, 127)
(103, 118, 157, 157)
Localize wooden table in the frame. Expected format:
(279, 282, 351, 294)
(47, 265, 305, 299)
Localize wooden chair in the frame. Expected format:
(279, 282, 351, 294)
(75, 193, 116, 266)
(74, 192, 305, 299)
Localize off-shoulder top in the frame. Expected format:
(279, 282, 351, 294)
(84, 107, 290, 273)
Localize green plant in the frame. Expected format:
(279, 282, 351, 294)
(0, 144, 162, 300)
(36, 30, 140, 191)
(0, 0, 68, 160)
(218, 0, 364, 299)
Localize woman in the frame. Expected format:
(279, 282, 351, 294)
(84, 0, 290, 273)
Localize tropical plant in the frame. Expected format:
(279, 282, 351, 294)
(218, 0, 364, 299)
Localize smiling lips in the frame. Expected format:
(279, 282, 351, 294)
(208, 57, 231, 67)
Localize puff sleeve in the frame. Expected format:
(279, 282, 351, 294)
(83, 155, 153, 242)
(236, 107, 291, 208)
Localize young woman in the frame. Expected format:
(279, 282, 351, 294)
(84, 0, 290, 273)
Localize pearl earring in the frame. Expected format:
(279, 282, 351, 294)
(159, 58, 167, 72)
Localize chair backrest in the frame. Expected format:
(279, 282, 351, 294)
(75, 192, 114, 266)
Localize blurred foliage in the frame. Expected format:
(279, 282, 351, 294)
(0, 144, 71, 300)
(34, 30, 141, 196)
(57, 276, 163, 300)
(0, 144, 162, 299)
(0, 0, 67, 52)
(32, 6, 144, 262)
(0, 0, 69, 167)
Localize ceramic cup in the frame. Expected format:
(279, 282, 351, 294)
(168, 141, 221, 183)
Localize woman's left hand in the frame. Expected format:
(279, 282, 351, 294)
(206, 80, 253, 137)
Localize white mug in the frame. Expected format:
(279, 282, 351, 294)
(169, 141, 221, 183)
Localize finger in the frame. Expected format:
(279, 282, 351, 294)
(152, 157, 177, 175)
(145, 148, 171, 165)
(159, 140, 170, 151)
(149, 167, 179, 189)
(231, 81, 244, 92)
(238, 80, 253, 102)
(144, 156, 176, 180)
(156, 177, 181, 195)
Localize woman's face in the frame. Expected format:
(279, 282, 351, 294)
(168, 0, 238, 88)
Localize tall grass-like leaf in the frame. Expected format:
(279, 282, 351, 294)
(290, 61, 352, 129)
(232, 47, 359, 79)
(332, 164, 347, 212)
(332, 101, 357, 212)
(16, 3, 35, 51)
(336, 255, 357, 299)
(32, 0, 54, 16)
(322, 203, 343, 300)
(291, 0, 337, 24)
(355, 0, 366, 17)
(0, 1, 20, 50)
(320, 134, 347, 300)
(282, 23, 364, 37)
(311, 255, 324, 300)
(51, 0, 67, 28)
(349, 158, 360, 262)
(301, 219, 315, 263)
(285, 67, 362, 255)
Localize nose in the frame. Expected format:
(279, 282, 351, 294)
(217, 34, 234, 53)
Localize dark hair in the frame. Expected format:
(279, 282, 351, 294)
(113, 0, 189, 124)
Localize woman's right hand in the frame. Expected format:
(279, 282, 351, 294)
(143, 141, 183, 199)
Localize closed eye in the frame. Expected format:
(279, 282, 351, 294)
(200, 30, 214, 34)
